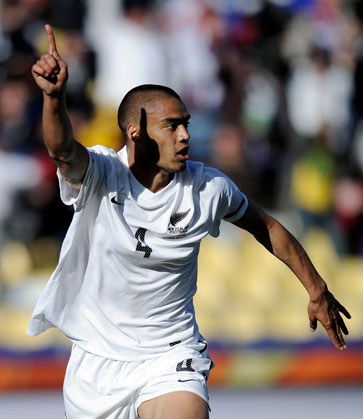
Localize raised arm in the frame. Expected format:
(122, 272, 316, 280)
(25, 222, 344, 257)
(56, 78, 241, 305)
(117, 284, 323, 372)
(31, 24, 89, 190)
(233, 201, 351, 351)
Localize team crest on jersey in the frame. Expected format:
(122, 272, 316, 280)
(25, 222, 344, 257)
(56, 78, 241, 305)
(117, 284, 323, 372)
(166, 208, 191, 238)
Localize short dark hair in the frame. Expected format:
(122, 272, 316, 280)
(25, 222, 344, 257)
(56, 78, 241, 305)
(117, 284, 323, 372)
(117, 84, 181, 140)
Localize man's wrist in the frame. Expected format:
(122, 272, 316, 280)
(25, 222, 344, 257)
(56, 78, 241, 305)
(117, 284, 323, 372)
(308, 280, 328, 303)
(43, 87, 66, 100)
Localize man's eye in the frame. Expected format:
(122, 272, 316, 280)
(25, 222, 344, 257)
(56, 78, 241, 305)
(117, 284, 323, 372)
(166, 121, 189, 130)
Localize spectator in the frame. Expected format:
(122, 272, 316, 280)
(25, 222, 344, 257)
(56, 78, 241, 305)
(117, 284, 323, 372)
(85, 0, 169, 109)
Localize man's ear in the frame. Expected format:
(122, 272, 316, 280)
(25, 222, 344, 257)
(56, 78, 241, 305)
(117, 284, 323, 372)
(126, 124, 139, 142)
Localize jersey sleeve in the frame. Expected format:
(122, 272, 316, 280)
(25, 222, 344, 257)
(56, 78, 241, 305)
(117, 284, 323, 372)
(58, 145, 121, 211)
(204, 167, 248, 237)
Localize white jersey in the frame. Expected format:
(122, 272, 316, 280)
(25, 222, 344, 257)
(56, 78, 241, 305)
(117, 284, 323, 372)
(27, 145, 248, 360)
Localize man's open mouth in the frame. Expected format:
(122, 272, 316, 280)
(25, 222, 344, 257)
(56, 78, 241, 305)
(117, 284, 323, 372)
(177, 147, 189, 156)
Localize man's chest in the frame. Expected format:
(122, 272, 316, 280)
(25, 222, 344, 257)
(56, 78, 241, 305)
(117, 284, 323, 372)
(91, 189, 210, 267)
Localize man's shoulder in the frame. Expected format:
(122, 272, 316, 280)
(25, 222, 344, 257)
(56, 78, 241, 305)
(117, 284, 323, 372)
(185, 159, 204, 176)
(183, 161, 230, 193)
(182, 160, 203, 189)
(87, 144, 121, 158)
(87, 145, 128, 172)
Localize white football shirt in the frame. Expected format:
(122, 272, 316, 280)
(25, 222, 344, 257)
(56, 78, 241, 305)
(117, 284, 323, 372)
(27, 145, 248, 360)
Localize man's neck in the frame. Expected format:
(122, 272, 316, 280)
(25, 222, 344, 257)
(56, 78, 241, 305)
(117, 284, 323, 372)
(128, 157, 173, 193)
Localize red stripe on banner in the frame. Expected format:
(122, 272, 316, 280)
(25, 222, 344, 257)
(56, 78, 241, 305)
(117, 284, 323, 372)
(0, 359, 67, 390)
(278, 348, 363, 385)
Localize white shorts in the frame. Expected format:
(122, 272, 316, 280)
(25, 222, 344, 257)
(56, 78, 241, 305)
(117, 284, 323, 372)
(63, 340, 214, 419)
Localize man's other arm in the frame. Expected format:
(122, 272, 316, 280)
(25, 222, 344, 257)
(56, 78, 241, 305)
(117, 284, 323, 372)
(31, 24, 88, 190)
(233, 200, 351, 350)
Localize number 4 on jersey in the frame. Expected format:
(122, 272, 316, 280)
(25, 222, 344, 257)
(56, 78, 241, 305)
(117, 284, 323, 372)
(176, 358, 195, 372)
(135, 228, 152, 258)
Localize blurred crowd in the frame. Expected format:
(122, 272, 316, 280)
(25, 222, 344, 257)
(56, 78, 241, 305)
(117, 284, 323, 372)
(1, 0, 363, 277)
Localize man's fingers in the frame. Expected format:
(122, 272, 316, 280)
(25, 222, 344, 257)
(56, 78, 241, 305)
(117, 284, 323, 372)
(325, 316, 347, 350)
(56, 55, 67, 72)
(38, 60, 54, 77)
(334, 319, 346, 348)
(308, 293, 350, 351)
(32, 63, 47, 77)
(33, 27, 68, 94)
(309, 317, 317, 332)
(45, 24, 59, 58)
(43, 54, 59, 69)
(325, 325, 345, 350)
(337, 313, 349, 335)
(339, 304, 351, 319)
(43, 54, 60, 77)
(32, 54, 59, 78)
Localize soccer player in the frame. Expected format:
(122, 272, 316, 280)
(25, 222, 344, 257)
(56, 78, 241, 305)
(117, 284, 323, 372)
(28, 25, 351, 419)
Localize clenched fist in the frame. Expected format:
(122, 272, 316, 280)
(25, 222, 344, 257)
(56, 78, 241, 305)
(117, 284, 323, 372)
(32, 24, 68, 96)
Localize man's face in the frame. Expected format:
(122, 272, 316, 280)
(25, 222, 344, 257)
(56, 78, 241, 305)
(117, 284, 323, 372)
(138, 95, 191, 173)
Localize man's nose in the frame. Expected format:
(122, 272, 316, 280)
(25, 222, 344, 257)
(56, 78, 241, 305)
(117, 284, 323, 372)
(179, 125, 190, 142)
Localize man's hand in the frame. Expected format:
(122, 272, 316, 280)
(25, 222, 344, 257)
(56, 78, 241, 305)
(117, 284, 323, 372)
(308, 289, 351, 350)
(32, 24, 68, 96)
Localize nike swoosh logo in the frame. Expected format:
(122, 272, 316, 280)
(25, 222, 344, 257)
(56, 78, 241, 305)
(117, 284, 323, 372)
(178, 379, 199, 383)
(111, 196, 124, 205)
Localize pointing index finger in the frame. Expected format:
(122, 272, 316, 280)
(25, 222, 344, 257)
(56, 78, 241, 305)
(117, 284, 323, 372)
(45, 24, 59, 58)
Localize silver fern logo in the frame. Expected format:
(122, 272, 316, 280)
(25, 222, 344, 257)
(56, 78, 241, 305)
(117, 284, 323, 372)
(167, 209, 191, 237)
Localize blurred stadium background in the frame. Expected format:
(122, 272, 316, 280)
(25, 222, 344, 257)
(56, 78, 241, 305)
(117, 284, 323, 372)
(0, 0, 363, 417)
